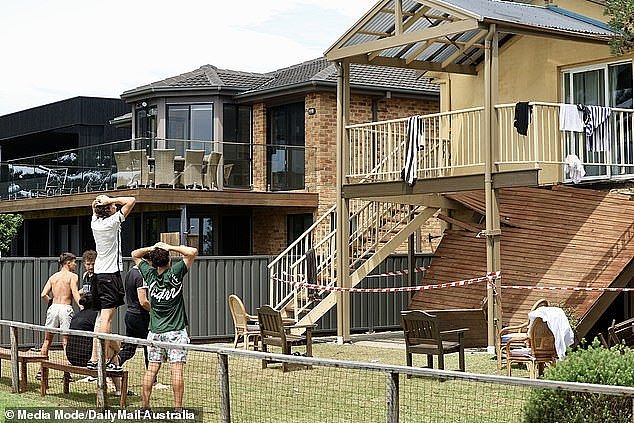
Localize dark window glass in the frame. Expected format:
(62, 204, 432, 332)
(220, 214, 251, 255)
(287, 213, 313, 246)
(223, 104, 252, 188)
(167, 104, 213, 155)
(267, 102, 305, 191)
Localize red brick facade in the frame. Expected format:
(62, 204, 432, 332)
(251, 91, 441, 255)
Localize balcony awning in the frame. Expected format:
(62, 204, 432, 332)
(325, 0, 616, 75)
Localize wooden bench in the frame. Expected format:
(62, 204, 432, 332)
(40, 360, 128, 407)
(0, 347, 48, 392)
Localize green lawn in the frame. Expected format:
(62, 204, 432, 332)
(0, 339, 531, 423)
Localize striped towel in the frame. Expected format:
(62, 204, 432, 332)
(401, 116, 425, 186)
(578, 105, 612, 151)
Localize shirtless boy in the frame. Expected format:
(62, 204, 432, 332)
(40, 252, 82, 356)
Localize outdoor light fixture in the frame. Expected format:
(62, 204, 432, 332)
(307, 107, 316, 115)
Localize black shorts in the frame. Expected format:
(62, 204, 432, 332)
(93, 272, 125, 310)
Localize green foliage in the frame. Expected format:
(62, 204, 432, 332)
(0, 214, 23, 253)
(524, 339, 634, 423)
(605, 0, 634, 54)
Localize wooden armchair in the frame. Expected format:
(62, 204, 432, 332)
(505, 317, 557, 378)
(257, 305, 315, 372)
(497, 298, 548, 370)
(228, 294, 259, 350)
(600, 317, 634, 348)
(401, 310, 467, 375)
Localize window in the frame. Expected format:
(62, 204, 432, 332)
(267, 102, 305, 191)
(223, 104, 252, 188)
(167, 104, 213, 155)
(562, 61, 633, 178)
(287, 213, 313, 246)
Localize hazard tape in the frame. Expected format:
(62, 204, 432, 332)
(495, 284, 634, 292)
(273, 272, 500, 293)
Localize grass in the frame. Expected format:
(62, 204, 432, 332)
(0, 337, 532, 423)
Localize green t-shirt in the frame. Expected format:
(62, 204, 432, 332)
(139, 260, 188, 333)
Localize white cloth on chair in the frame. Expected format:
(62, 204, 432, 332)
(559, 104, 584, 132)
(401, 115, 425, 186)
(564, 154, 585, 183)
(528, 306, 574, 360)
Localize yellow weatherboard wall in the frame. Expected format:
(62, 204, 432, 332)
(447, 0, 624, 110)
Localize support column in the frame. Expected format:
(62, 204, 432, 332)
(336, 62, 351, 344)
(180, 204, 188, 246)
(484, 24, 501, 354)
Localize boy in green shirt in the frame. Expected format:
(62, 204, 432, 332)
(131, 241, 198, 410)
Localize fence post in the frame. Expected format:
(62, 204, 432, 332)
(96, 338, 107, 409)
(386, 371, 399, 423)
(10, 326, 19, 393)
(217, 352, 231, 423)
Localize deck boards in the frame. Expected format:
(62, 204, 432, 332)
(409, 186, 634, 339)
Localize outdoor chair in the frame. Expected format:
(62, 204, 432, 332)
(257, 305, 315, 372)
(505, 316, 558, 378)
(153, 148, 177, 187)
(182, 149, 205, 188)
(228, 294, 260, 350)
(114, 151, 137, 188)
(497, 298, 549, 370)
(223, 163, 234, 186)
(599, 317, 634, 348)
(401, 310, 467, 376)
(128, 149, 152, 186)
(203, 152, 222, 189)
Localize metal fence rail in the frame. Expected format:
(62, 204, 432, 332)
(0, 255, 432, 346)
(1, 320, 633, 423)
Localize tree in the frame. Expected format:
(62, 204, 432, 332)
(0, 214, 23, 254)
(605, 0, 634, 54)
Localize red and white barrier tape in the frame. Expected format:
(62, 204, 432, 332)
(273, 272, 500, 293)
(496, 284, 634, 292)
(365, 265, 431, 278)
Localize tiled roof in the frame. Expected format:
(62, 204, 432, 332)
(409, 186, 634, 341)
(123, 57, 439, 98)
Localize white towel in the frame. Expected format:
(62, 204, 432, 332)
(564, 154, 586, 184)
(528, 306, 574, 360)
(401, 116, 425, 186)
(559, 104, 584, 132)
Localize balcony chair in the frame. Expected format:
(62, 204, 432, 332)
(153, 149, 178, 188)
(497, 298, 549, 370)
(114, 151, 136, 188)
(128, 149, 152, 187)
(228, 294, 260, 351)
(599, 317, 634, 348)
(223, 163, 234, 186)
(182, 149, 205, 188)
(401, 310, 467, 375)
(505, 316, 558, 378)
(257, 305, 315, 372)
(203, 152, 222, 189)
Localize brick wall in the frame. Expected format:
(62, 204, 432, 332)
(251, 92, 441, 255)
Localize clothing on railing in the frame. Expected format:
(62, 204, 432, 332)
(578, 105, 612, 151)
(528, 306, 574, 360)
(564, 154, 586, 183)
(559, 104, 584, 132)
(401, 115, 425, 186)
(513, 102, 532, 136)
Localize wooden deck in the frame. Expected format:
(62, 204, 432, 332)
(409, 186, 634, 342)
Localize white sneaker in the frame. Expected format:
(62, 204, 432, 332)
(153, 382, 170, 389)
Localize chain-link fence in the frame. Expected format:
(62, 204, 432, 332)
(1, 320, 633, 422)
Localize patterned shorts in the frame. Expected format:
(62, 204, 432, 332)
(147, 329, 189, 363)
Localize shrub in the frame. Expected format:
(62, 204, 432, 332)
(523, 339, 634, 423)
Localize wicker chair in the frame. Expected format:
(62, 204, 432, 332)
(153, 149, 177, 187)
(203, 152, 222, 189)
(505, 317, 558, 378)
(128, 149, 152, 186)
(228, 294, 259, 350)
(182, 150, 204, 188)
(497, 298, 549, 370)
(223, 163, 234, 186)
(114, 151, 133, 188)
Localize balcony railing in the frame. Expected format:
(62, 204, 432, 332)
(346, 102, 634, 185)
(0, 138, 316, 200)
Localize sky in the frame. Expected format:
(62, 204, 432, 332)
(0, 0, 371, 116)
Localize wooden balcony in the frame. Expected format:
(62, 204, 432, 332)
(344, 103, 634, 198)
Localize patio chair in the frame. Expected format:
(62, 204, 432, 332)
(497, 298, 549, 370)
(228, 294, 260, 350)
(128, 149, 152, 186)
(203, 152, 222, 189)
(153, 149, 177, 188)
(257, 305, 314, 372)
(114, 151, 136, 188)
(505, 316, 558, 378)
(600, 317, 634, 348)
(182, 149, 205, 188)
(401, 310, 467, 375)
(223, 163, 234, 186)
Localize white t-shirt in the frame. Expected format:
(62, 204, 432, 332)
(91, 211, 125, 274)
